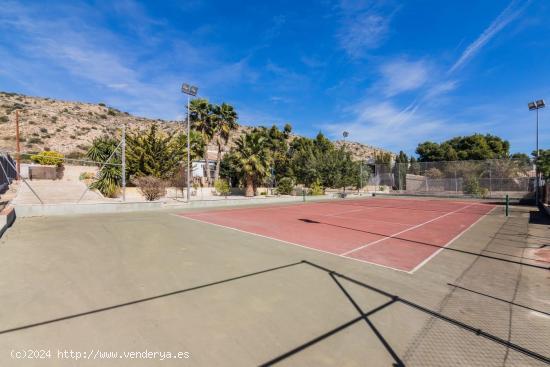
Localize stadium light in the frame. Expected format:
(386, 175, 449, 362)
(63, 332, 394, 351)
(182, 83, 199, 202)
(528, 99, 545, 204)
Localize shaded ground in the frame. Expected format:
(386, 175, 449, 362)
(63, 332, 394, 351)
(0, 198, 548, 366)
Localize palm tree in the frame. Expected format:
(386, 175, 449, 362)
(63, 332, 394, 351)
(189, 98, 214, 185)
(233, 132, 272, 197)
(211, 103, 238, 181)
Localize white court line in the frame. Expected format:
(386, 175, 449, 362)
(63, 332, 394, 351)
(340, 203, 478, 256)
(321, 211, 415, 227)
(172, 213, 411, 273)
(408, 205, 497, 273)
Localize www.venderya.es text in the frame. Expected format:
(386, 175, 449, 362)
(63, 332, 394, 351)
(11, 349, 191, 361)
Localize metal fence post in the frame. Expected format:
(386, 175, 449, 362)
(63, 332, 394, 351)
(489, 161, 493, 196)
(454, 169, 458, 193)
(360, 161, 363, 192)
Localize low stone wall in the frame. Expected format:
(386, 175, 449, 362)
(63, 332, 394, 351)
(14, 201, 164, 217)
(29, 165, 64, 180)
(13, 193, 372, 217)
(0, 206, 16, 238)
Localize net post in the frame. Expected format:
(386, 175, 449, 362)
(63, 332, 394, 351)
(505, 194, 509, 217)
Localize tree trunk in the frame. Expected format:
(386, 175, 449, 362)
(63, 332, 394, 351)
(203, 150, 211, 186)
(245, 175, 254, 197)
(214, 138, 222, 182)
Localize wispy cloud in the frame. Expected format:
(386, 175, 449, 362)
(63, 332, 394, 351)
(0, 1, 257, 119)
(338, 13, 391, 58)
(379, 58, 429, 96)
(324, 0, 532, 152)
(323, 100, 452, 152)
(449, 0, 531, 73)
(336, 1, 396, 59)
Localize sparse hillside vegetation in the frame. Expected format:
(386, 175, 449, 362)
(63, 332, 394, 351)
(0, 92, 393, 162)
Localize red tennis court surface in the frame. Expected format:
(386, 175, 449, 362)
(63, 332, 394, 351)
(178, 198, 495, 272)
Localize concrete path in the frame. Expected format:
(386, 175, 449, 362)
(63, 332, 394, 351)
(12, 179, 105, 204)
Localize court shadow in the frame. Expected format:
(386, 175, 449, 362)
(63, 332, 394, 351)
(529, 210, 550, 225)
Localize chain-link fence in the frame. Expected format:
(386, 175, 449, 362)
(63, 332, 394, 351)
(369, 159, 536, 199)
(0, 154, 17, 194)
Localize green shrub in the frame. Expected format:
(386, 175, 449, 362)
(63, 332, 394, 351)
(79, 172, 95, 180)
(28, 137, 43, 144)
(426, 167, 443, 179)
(133, 176, 167, 201)
(66, 150, 86, 159)
(107, 109, 116, 116)
(30, 151, 64, 166)
(214, 179, 231, 196)
(463, 176, 488, 197)
(0, 115, 8, 123)
(276, 177, 294, 195)
(309, 179, 324, 195)
(98, 102, 106, 107)
(99, 114, 107, 119)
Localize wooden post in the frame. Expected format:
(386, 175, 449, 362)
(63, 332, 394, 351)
(15, 109, 20, 180)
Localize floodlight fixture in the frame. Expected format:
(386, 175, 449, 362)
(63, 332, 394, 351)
(528, 102, 537, 111)
(181, 83, 198, 96)
(343, 131, 349, 138)
(535, 99, 545, 109)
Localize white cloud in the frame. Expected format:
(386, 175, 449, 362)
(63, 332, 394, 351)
(449, 0, 530, 73)
(379, 58, 429, 96)
(338, 12, 391, 58)
(0, 1, 258, 120)
(322, 98, 475, 153)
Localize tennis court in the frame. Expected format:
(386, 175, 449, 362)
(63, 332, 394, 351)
(0, 196, 548, 366)
(178, 197, 496, 272)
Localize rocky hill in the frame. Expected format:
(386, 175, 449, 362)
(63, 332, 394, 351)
(0, 91, 393, 161)
(334, 140, 395, 162)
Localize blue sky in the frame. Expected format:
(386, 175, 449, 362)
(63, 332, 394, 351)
(1, 0, 549, 155)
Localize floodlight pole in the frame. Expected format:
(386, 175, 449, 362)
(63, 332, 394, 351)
(528, 99, 545, 205)
(15, 109, 20, 179)
(186, 94, 191, 202)
(121, 123, 126, 202)
(182, 83, 198, 202)
(536, 107, 540, 205)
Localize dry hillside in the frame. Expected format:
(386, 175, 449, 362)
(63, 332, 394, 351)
(0, 91, 393, 161)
